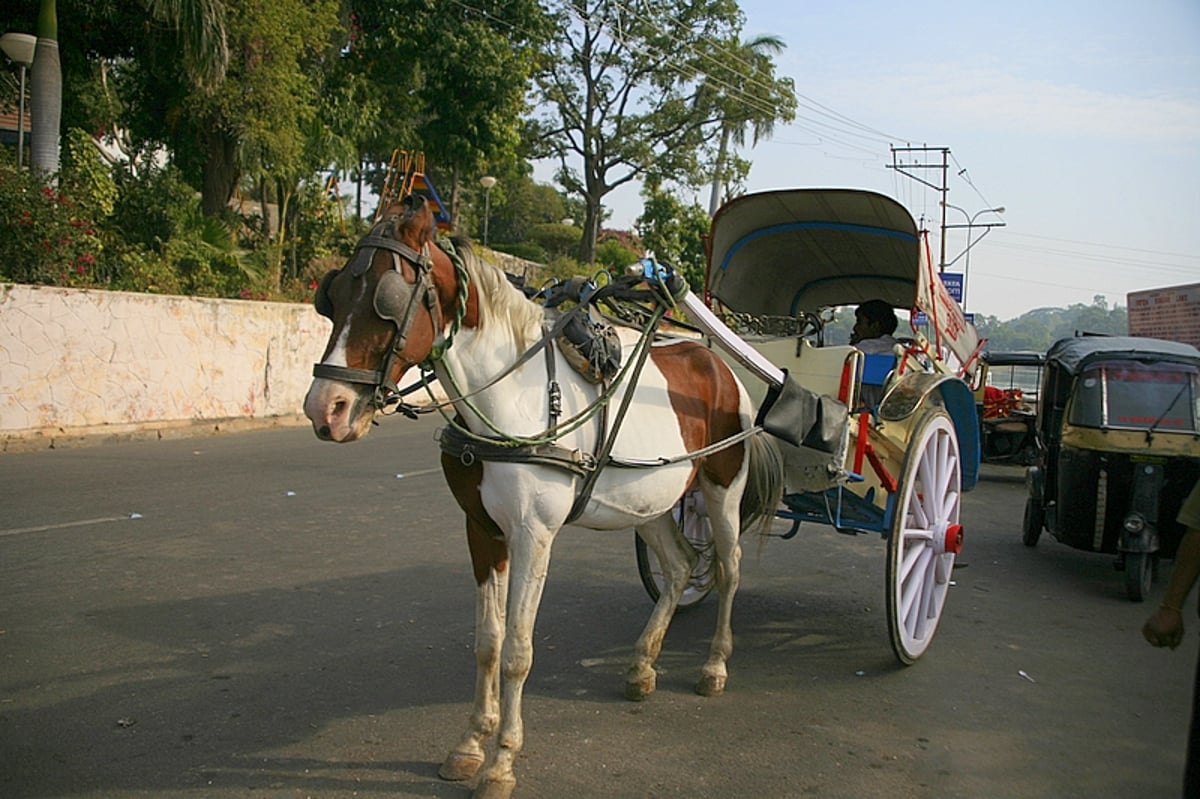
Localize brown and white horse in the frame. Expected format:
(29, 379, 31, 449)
(303, 195, 783, 799)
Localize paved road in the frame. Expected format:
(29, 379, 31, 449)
(1, 417, 1194, 798)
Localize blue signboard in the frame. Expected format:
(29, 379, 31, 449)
(940, 272, 964, 302)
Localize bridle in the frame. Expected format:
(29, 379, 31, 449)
(312, 221, 448, 410)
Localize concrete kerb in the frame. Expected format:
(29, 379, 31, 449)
(0, 414, 314, 453)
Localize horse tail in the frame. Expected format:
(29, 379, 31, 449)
(738, 429, 784, 537)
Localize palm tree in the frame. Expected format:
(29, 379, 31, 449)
(706, 34, 790, 216)
(29, 0, 60, 176)
(28, 0, 228, 179)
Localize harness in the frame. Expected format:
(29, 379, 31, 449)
(431, 268, 755, 524)
(312, 221, 456, 410)
(314, 240, 760, 524)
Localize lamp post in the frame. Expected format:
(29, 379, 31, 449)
(1, 33, 36, 169)
(479, 175, 496, 246)
(941, 202, 1006, 312)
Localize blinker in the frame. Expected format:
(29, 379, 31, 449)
(374, 267, 417, 325)
(314, 269, 338, 319)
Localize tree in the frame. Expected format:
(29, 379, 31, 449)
(529, 0, 792, 263)
(530, 0, 734, 263)
(636, 180, 709, 291)
(704, 33, 795, 215)
(28, 0, 61, 177)
(20, 0, 230, 181)
(346, 0, 551, 224)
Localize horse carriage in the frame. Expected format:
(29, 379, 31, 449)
(302, 187, 981, 798)
(636, 188, 982, 665)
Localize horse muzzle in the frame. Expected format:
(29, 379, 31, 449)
(303, 377, 375, 442)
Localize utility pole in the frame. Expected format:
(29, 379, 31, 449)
(887, 146, 950, 271)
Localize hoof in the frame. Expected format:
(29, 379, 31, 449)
(473, 775, 517, 799)
(695, 673, 726, 697)
(439, 751, 484, 782)
(624, 671, 657, 702)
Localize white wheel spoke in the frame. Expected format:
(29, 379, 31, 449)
(898, 530, 929, 582)
(900, 546, 933, 628)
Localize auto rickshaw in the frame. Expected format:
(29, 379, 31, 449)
(1023, 335, 1200, 600)
(977, 350, 1043, 466)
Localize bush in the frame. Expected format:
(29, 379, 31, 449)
(109, 163, 199, 255)
(529, 222, 580, 259)
(494, 241, 547, 262)
(594, 237, 640, 273)
(0, 163, 104, 287)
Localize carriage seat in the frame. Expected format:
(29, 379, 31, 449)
(858, 353, 897, 410)
(755, 339, 857, 493)
(789, 339, 859, 401)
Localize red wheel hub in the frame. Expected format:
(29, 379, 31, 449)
(943, 523, 964, 555)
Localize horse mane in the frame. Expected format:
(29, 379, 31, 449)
(457, 239, 544, 351)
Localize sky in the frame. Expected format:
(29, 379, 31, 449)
(577, 0, 1200, 321)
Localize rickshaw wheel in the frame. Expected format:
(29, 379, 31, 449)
(1123, 552, 1153, 602)
(635, 490, 714, 610)
(886, 409, 962, 665)
(1021, 496, 1043, 547)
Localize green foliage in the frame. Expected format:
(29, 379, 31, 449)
(636, 183, 710, 291)
(60, 129, 118, 217)
(528, 222, 581, 259)
(494, 241, 548, 262)
(482, 176, 570, 245)
(0, 161, 104, 287)
(976, 298, 1130, 352)
(109, 163, 198, 254)
(288, 177, 358, 281)
(530, 0, 792, 262)
(594, 237, 640, 273)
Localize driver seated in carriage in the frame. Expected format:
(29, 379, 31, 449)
(849, 299, 900, 355)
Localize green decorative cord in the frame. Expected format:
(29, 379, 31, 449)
(424, 236, 471, 365)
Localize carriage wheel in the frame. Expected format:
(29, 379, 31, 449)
(1021, 495, 1044, 547)
(1123, 552, 1153, 603)
(635, 491, 714, 610)
(886, 409, 962, 665)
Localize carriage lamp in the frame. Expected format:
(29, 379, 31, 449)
(1122, 513, 1147, 535)
(0, 32, 36, 170)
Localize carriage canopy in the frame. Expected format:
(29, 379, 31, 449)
(706, 188, 981, 375)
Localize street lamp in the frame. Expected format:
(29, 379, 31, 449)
(1, 32, 36, 170)
(479, 175, 496, 246)
(941, 202, 1006, 312)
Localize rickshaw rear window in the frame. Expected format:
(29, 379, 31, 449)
(1068, 361, 1199, 431)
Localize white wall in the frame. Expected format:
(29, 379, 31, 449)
(0, 283, 331, 449)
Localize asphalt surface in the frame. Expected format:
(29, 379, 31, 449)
(1, 416, 1194, 799)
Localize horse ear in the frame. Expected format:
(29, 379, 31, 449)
(402, 193, 426, 218)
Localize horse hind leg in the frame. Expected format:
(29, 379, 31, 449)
(626, 512, 693, 701)
(695, 480, 742, 698)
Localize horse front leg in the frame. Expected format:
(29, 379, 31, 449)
(473, 524, 556, 799)
(440, 515, 508, 782)
(626, 513, 693, 701)
(696, 487, 741, 697)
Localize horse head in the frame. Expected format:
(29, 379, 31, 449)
(303, 194, 469, 442)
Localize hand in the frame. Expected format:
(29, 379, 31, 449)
(1143, 607, 1185, 650)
